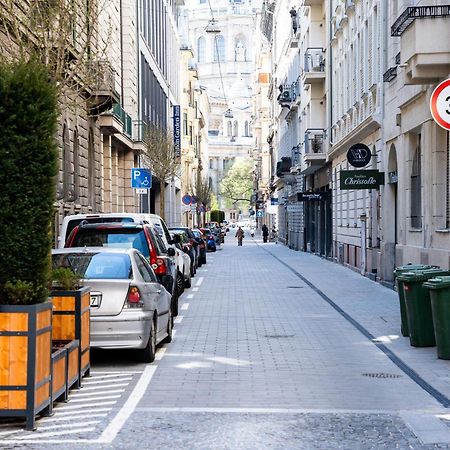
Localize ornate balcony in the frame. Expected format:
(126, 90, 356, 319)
(391, 6, 450, 84)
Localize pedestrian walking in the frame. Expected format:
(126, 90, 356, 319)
(235, 226, 244, 246)
(250, 227, 255, 238)
(262, 224, 269, 243)
(270, 227, 277, 243)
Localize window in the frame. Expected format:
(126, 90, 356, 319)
(244, 121, 249, 136)
(227, 121, 232, 136)
(233, 120, 238, 136)
(137, 254, 157, 282)
(410, 135, 422, 229)
(183, 112, 188, 135)
(213, 35, 225, 62)
(209, 159, 213, 169)
(197, 36, 206, 62)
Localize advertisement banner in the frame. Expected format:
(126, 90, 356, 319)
(173, 105, 181, 158)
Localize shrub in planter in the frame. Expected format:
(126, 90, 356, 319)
(0, 59, 58, 430)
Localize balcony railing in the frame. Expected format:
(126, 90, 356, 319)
(304, 48, 325, 73)
(383, 66, 397, 83)
(261, 2, 275, 42)
(112, 104, 133, 138)
(305, 129, 325, 154)
(391, 6, 450, 37)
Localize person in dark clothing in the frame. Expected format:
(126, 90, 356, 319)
(262, 224, 269, 243)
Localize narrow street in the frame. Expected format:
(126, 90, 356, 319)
(3, 237, 450, 449)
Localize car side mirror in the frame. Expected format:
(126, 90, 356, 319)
(167, 247, 175, 257)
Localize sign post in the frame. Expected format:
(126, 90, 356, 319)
(430, 79, 450, 130)
(131, 168, 152, 189)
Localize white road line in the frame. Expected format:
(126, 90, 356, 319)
(172, 329, 177, 337)
(69, 395, 122, 403)
(55, 408, 113, 416)
(0, 429, 23, 437)
(174, 316, 183, 324)
(58, 401, 118, 411)
(82, 377, 133, 385)
(186, 294, 194, 299)
(15, 427, 96, 439)
(181, 303, 189, 310)
(87, 373, 134, 380)
(97, 365, 157, 444)
(79, 383, 130, 391)
(155, 348, 166, 361)
(25, 421, 102, 432)
(90, 371, 143, 375)
(70, 389, 125, 397)
(40, 413, 108, 422)
(192, 287, 199, 292)
(195, 276, 204, 286)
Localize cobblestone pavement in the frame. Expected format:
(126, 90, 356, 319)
(2, 237, 450, 449)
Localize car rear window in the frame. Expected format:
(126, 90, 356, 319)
(71, 229, 150, 258)
(65, 217, 135, 243)
(52, 253, 132, 279)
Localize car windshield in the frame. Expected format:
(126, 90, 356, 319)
(52, 253, 132, 279)
(72, 229, 150, 258)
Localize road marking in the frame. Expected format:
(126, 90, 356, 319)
(15, 427, 96, 439)
(80, 383, 130, 391)
(90, 371, 143, 375)
(155, 348, 166, 361)
(172, 329, 177, 337)
(82, 377, 133, 385)
(97, 365, 157, 444)
(174, 316, 183, 324)
(58, 401, 118, 411)
(70, 389, 125, 397)
(23, 421, 102, 432)
(88, 373, 135, 380)
(55, 408, 113, 416)
(187, 294, 194, 299)
(40, 413, 108, 422)
(69, 395, 122, 403)
(181, 303, 189, 310)
(192, 287, 199, 292)
(195, 276, 204, 286)
(0, 429, 23, 437)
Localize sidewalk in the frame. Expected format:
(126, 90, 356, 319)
(263, 241, 450, 407)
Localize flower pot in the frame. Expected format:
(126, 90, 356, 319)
(0, 302, 52, 430)
(50, 287, 90, 383)
(51, 345, 68, 406)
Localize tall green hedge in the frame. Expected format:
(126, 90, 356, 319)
(0, 60, 58, 305)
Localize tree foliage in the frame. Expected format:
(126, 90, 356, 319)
(220, 158, 253, 209)
(0, 60, 58, 305)
(142, 125, 180, 220)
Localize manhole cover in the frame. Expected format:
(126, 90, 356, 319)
(362, 373, 402, 379)
(287, 286, 303, 289)
(264, 334, 295, 339)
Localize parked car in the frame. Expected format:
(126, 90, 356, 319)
(200, 228, 216, 252)
(60, 212, 189, 299)
(192, 228, 207, 265)
(65, 222, 180, 316)
(170, 230, 197, 276)
(169, 227, 200, 273)
(52, 247, 172, 363)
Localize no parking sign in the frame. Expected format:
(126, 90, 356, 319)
(430, 79, 450, 130)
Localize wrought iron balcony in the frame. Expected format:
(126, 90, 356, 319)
(391, 6, 450, 37)
(383, 66, 397, 83)
(303, 48, 325, 85)
(305, 129, 325, 154)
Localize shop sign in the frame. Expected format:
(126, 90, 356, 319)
(297, 192, 330, 201)
(346, 143, 371, 168)
(340, 170, 385, 190)
(173, 105, 181, 157)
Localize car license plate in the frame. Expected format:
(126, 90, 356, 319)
(90, 293, 102, 308)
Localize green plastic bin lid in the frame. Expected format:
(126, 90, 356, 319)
(423, 276, 450, 289)
(394, 264, 436, 277)
(397, 269, 450, 282)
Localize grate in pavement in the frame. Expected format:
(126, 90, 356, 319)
(264, 334, 295, 339)
(362, 372, 402, 379)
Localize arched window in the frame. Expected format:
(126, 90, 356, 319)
(410, 135, 422, 228)
(244, 121, 249, 136)
(213, 35, 225, 62)
(227, 121, 232, 137)
(233, 120, 238, 137)
(197, 36, 206, 63)
(234, 36, 246, 62)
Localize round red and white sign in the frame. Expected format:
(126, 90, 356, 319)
(430, 79, 450, 130)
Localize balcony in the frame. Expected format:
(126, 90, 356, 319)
(85, 60, 120, 115)
(391, 6, 450, 84)
(383, 66, 397, 83)
(303, 48, 325, 85)
(100, 104, 132, 139)
(277, 83, 297, 107)
(302, 129, 326, 175)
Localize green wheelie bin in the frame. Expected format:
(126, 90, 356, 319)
(394, 264, 436, 337)
(423, 276, 450, 360)
(397, 268, 450, 347)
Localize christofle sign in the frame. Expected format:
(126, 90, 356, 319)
(340, 170, 385, 190)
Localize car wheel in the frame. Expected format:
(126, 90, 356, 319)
(185, 272, 192, 288)
(202, 255, 207, 264)
(176, 271, 184, 296)
(190, 263, 195, 277)
(172, 294, 179, 317)
(138, 318, 157, 363)
(163, 311, 173, 344)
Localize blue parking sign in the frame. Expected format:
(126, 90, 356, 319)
(131, 168, 152, 189)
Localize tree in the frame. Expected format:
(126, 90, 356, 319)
(142, 125, 180, 220)
(191, 173, 212, 227)
(220, 158, 253, 209)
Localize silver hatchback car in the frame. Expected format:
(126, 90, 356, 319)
(51, 247, 173, 362)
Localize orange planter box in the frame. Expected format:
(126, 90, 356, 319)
(0, 302, 52, 430)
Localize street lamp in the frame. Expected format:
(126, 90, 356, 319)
(205, 19, 221, 34)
